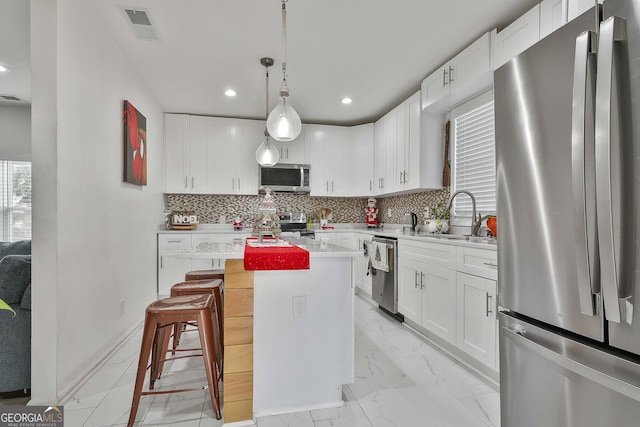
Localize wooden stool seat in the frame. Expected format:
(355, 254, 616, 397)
(185, 269, 225, 281)
(127, 294, 221, 426)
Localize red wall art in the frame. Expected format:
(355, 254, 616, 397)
(123, 100, 147, 185)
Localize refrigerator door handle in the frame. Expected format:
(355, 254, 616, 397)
(595, 16, 628, 324)
(571, 30, 599, 316)
(504, 325, 640, 402)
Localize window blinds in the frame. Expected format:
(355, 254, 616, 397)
(0, 161, 32, 241)
(452, 94, 496, 218)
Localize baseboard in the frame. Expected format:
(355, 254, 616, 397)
(402, 320, 499, 391)
(57, 320, 144, 405)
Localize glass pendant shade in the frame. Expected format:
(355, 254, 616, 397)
(267, 94, 302, 142)
(255, 134, 280, 166)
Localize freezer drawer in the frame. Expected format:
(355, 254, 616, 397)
(500, 312, 640, 427)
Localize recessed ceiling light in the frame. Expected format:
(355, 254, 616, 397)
(225, 89, 237, 97)
(340, 97, 352, 105)
(0, 65, 9, 72)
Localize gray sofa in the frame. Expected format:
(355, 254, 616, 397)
(0, 240, 31, 394)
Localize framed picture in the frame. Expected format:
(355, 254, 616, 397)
(123, 100, 147, 185)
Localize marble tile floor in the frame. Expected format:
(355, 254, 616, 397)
(53, 294, 500, 426)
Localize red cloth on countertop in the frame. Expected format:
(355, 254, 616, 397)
(244, 238, 310, 271)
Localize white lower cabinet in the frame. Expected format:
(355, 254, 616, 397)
(398, 239, 498, 372)
(456, 272, 497, 368)
(158, 232, 248, 295)
(398, 240, 457, 345)
(158, 234, 192, 296)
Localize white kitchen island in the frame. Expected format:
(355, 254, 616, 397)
(179, 238, 358, 425)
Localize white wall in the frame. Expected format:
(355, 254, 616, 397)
(31, 0, 165, 403)
(0, 105, 31, 161)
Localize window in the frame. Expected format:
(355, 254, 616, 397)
(451, 91, 496, 219)
(0, 161, 32, 241)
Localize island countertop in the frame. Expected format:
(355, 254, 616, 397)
(176, 237, 359, 259)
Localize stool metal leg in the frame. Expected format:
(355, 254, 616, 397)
(127, 313, 156, 427)
(198, 309, 222, 419)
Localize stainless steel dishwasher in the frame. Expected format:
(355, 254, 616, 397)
(370, 236, 398, 315)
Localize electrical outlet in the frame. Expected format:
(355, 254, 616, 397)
(120, 299, 125, 317)
(292, 295, 307, 318)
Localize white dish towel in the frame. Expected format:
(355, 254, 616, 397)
(371, 241, 389, 272)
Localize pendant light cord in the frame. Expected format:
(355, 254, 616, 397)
(265, 65, 270, 121)
(281, 0, 288, 83)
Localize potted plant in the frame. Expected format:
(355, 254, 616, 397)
(424, 203, 450, 234)
(0, 298, 15, 315)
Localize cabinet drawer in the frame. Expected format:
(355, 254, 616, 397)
(158, 233, 192, 250)
(399, 239, 457, 269)
(456, 247, 498, 280)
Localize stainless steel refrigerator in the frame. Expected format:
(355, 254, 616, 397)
(495, 2, 640, 426)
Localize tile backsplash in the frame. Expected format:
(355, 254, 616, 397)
(166, 188, 450, 225)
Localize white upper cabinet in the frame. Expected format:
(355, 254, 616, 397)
(540, 0, 568, 39)
(307, 124, 349, 196)
(348, 124, 375, 196)
(188, 116, 214, 193)
(164, 114, 214, 194)
(491, 4, 540, 70)
(373, 108, 397, 195)
(272, 126, 308, 164)
(373, 118, 387, 196)
(212, 117, 261, 195)
(567, 0, 602, 21)
(422, 32, 492, 112)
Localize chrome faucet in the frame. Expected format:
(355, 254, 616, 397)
(445, 190, 481, 236)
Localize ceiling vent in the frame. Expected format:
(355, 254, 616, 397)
(122, 8, 159, 40)
(0, 95, 23, 101)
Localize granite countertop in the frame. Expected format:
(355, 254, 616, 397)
(160, 223, 497, 250)
(176, 237, 359, 259)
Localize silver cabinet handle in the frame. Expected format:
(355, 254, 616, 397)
(486, 293, 492, 317)
(160, 255, 163, 269)
(238, 178, 240, 190)
(415, 271, 419, 289)
(572, 30, 599, 317)
(332, 181, 334, 192)
(595, 16, 630, 323)
(370, 180, 372, 191)
(420, 272, 425, 290)
(448, 65, 454, 83)
(483, 262, 498, 267)
(504, 325, 640, 401)
(232, 178, 235, 191)
(184, 176, 188, 189)
(191, 177, 195, 189)
(443, 68, 448, 87)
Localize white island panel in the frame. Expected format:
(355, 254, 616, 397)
(253, 256, 355, 416)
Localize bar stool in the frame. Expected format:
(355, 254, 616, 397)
(169, 279, 224, 375)
(185, 268, 225, 281)
(127, 294, 221, 426)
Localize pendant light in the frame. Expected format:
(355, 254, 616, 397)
(255, 57, 281, 166)
(266, 0, 302, 142)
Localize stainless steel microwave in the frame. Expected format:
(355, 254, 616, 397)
(259, 164, 310, 193)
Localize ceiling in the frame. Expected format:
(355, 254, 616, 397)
(0, 0, 540, 125)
